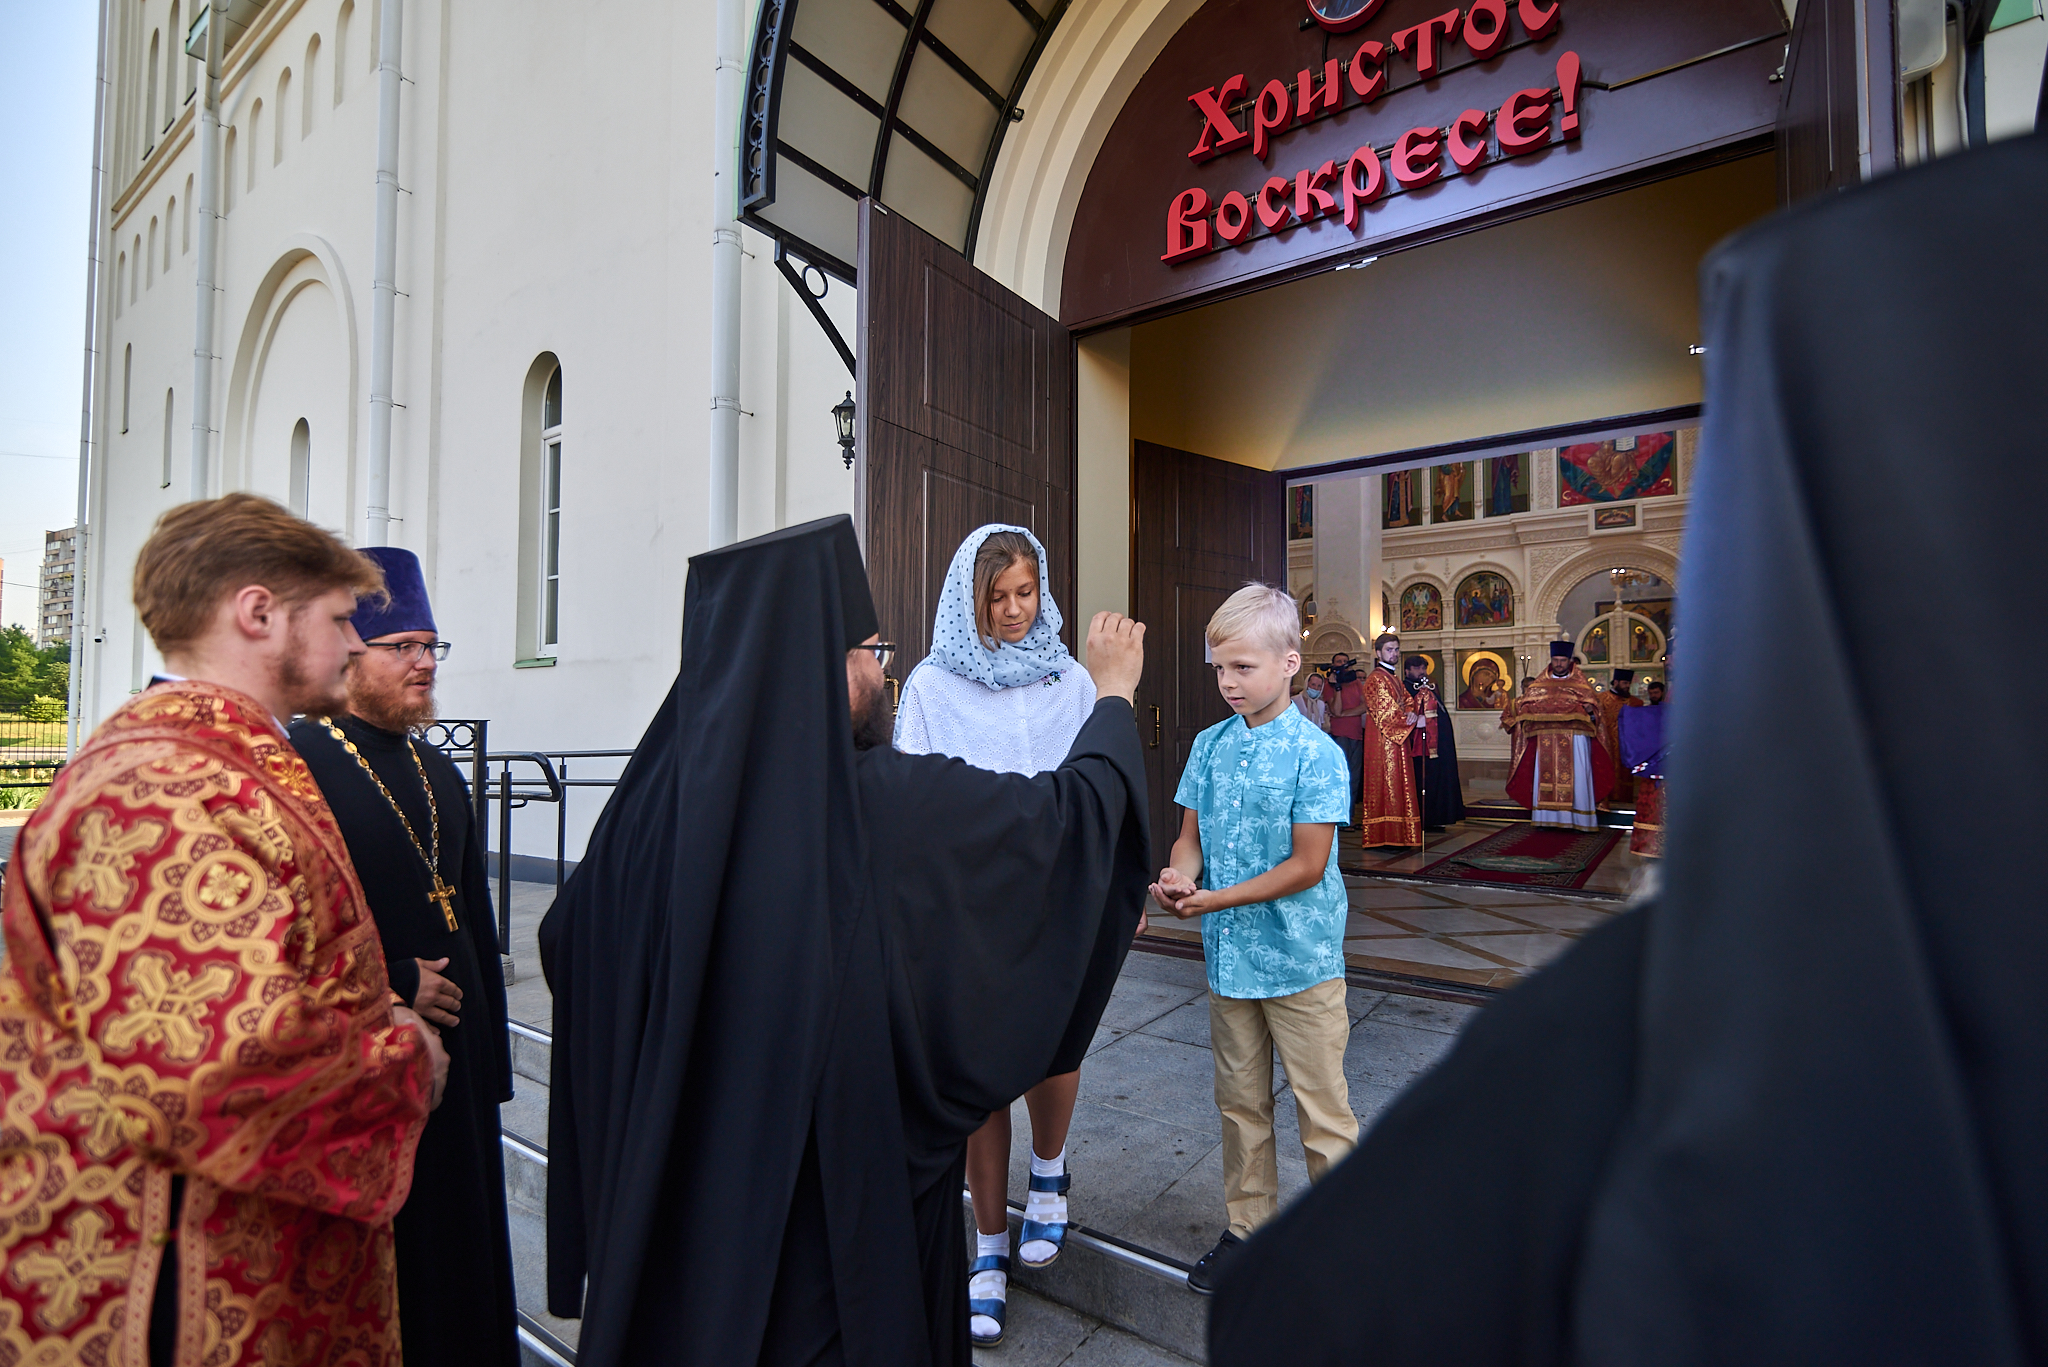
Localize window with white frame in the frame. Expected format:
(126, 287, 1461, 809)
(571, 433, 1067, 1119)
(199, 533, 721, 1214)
(539, 366, 563, 654)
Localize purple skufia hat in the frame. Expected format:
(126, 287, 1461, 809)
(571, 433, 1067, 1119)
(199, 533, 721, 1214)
(352, 546, 437, 641)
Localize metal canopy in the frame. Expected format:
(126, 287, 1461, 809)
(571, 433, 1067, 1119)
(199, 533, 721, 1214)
(741, 0, 1069, 281)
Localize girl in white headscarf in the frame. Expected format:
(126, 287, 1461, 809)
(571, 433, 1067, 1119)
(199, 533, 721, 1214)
(894, 524, 1095, 1349)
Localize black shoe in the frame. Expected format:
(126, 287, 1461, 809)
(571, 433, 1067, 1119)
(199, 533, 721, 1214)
(1185, 1230, 1242, 1295)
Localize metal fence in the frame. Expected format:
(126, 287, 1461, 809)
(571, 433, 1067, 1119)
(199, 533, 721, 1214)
(420, 720, 633, 957)
(0, 711, 68, 812)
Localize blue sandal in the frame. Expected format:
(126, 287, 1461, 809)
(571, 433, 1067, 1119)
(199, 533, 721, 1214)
(1018, 1169, 1072, 1269)
(968, 1252, 1010, 1347)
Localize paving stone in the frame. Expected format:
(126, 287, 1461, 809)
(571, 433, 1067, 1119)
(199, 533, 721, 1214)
(1341, 1017, 1460, 1090)
(1118, 950, 1211, 993)
(1097, 976, 1206, 1035)
(1134, 1000, 1211, 1050)
(1079, 1033, 1226, 1135)
(1362, 992, 1483, 1036)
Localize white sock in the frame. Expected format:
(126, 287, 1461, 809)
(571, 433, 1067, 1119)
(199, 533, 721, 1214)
(969, 1230, 1009, 1337)
(1020, 1148, 1068, 1262)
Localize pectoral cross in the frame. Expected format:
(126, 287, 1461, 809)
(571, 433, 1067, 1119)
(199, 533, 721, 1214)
(427, 875, 459, 931)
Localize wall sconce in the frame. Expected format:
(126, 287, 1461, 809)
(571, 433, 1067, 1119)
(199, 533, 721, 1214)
(833, 392, 856, 470)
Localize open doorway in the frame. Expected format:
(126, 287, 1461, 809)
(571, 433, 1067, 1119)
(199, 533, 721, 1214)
(1118, 156, 1760, 992)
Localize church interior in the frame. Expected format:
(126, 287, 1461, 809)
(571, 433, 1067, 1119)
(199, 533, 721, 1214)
(1122, 153, 1739, 993)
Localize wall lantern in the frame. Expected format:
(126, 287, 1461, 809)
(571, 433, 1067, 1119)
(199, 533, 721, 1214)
(833, 392, 856, 470)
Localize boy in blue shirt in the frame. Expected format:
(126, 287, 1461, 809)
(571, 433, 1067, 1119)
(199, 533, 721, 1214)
(1151, 583, 1358, 1294)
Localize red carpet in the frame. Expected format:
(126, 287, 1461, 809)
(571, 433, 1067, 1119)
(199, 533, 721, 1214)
(1417, 823, 1621, 889)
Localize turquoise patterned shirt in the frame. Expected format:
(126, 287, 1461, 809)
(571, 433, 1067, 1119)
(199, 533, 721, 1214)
(1173, 705, 1351, 1000)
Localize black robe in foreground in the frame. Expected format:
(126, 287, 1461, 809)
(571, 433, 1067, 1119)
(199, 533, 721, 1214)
(289, 715, 519, 1367)
(1405, 676, 1465, 830)
(1213, 128, 2048, 1366)
(539, 516, 1149, 1367)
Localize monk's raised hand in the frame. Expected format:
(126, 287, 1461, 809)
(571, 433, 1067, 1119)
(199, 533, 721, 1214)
(413, 956, 464, 1028)
(1086, 611, 1146, 703)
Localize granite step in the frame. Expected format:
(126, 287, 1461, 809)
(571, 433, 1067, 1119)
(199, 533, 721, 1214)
(499, 1020, 1215, 1364)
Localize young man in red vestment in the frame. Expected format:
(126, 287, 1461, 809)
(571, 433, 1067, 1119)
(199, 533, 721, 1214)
(1593, 668, 1646, 807)
(1357, 633, 1425, 848)
(0, 494, 446, 1367)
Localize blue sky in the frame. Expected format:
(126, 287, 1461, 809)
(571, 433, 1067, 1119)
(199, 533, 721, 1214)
(0, 6, 99, 632)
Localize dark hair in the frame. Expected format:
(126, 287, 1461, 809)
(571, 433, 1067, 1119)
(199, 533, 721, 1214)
(1373, 632, 1399, 650)
(1404, 655, 1428, 670)
(133, 493, 386, 652)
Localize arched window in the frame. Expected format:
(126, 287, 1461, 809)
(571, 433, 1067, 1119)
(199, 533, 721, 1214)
(223, 128, 237, 211)
(147, 217, 157, 287)
(145, 30, 160, 154)
(130, 235, 140, 302)
(334, 1, 352, 104)
(302, 35, 321, 136)
(274, 70, 291, 163)
(162, 389, 175, 488)
(116, 251, 126, 316)
(182, 174, 193, 250)
(167, 3, 181, 124)
(517, 355, 564, 661)
(163, 200, 174, 271)
(289, 419, 311, 516)
(121, 344, 132, 434)
(247, 99, 261, 189)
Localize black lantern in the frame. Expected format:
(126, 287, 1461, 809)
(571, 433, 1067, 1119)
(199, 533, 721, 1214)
(833, 392, 856, 469)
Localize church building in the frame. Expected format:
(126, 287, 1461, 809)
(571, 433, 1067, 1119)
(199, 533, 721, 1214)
(73, 0, 2047, 869)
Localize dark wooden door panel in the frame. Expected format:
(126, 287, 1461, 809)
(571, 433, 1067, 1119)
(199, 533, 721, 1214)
(1131, 440, 1286, 866)
(1776, 0, 1897, 204)
(858, 199, 1077, 682)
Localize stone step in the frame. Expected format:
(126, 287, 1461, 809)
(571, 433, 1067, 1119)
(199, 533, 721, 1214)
(498, 1021, 1212, 1364)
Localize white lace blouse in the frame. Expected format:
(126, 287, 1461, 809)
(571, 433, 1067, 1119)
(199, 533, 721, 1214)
(893, 658, 1098, 775)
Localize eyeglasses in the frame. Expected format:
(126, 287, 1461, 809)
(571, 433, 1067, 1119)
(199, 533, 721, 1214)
(854, 642, 896, 669)
(367, 640, 452, 663)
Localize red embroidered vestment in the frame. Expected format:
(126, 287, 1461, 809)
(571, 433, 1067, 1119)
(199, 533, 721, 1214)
(0, 682, 433, 1366)
(1358, 667, 1421, 848)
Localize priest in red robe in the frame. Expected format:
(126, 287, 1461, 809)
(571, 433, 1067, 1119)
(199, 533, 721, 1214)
(0, 494, 444, 1367)
(1359, 633, 1425, 848)
(1501, 642, 1612, 830)
(1593, 668, 1646, 806)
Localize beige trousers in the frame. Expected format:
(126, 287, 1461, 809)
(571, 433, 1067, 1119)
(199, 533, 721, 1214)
(1208, 978, 1360, 1237)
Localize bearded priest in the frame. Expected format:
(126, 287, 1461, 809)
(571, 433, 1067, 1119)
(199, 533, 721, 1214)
(289, 548, 518, 1367)
(0, 494, 445, 1366)
(1500, 642, 1613, 830)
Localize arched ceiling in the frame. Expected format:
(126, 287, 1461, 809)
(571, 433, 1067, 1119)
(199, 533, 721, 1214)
(741, 0, 1071, 280)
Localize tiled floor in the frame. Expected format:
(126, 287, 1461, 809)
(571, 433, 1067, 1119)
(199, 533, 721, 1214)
(1138, 819, 1641, 991)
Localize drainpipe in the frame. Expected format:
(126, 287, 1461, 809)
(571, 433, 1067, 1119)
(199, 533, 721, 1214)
(366, 0, 404, 546)
(68, 0, 115, 757)
(708, 0, 744, 547)
(189, 0, 225, 499)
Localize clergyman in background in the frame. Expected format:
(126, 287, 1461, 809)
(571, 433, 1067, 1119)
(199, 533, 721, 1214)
(1594, 668, 1646, 807)
(1324, 652, 1365, 815)
(290, 547, 519, 1367)
(1357, 633, 1424, 848)
(1405, 655, 1465, 830)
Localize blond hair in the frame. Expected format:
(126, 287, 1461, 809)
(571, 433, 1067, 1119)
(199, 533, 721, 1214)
(972, 530, 1039, 649)
(133, 493, 386, 653)
(1205, 582, 1301, 658)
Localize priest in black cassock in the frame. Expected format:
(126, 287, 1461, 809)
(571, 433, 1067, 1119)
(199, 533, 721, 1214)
(1403, 654, 1464, 830)
(289, 548, 519, 1367)
(1209, 109, 2048, 1367)
(539, 516, 1150, 1367)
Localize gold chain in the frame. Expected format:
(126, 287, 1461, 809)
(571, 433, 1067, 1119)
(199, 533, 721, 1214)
(316, 716, 459, 930)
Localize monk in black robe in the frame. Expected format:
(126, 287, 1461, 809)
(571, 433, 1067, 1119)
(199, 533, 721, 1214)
(539, 516, 1150, 1367)
(1211, 114, 2048, 1366)
(289, 547, 519, 1367)
(1403, 656, 1464, 830)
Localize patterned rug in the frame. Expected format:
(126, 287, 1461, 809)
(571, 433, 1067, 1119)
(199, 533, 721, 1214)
(1415, 823, 1621, 889)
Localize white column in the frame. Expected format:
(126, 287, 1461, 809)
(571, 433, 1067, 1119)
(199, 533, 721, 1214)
(1313, 475, 1381, 645)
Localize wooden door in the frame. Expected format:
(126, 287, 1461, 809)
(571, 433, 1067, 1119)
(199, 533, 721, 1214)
(1776, 0, 1899, 204)
(855, 201, 1075, 678)
(1129, 441, 1287, 868)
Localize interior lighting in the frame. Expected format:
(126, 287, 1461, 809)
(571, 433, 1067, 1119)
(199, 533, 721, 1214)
(1688, 343, 1708, 355)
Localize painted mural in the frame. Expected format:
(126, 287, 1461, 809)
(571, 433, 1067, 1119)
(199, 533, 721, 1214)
(1399, 582, 1442, 632)
(1288, 485, 1314, 541)
(1483, 453, 1530, 516)
(1384, 469, 1423, 528)
(1456, 650, 1512, 711)
(1454, 572, 1514, 628)
(1558, 431, 1677, 504)
(1433, 463, 1474, 522)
